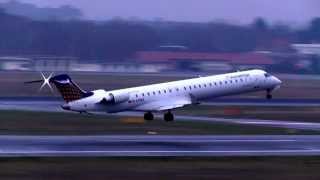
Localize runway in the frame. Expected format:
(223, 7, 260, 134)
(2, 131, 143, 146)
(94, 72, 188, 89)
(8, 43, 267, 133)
(3, 97, 320, 107)
(0, 97, 61, 112)
(2, 97, 320, 131)
(2, 98, 320, 157)
(1, 135, 320, 157)
(204, 98, 320, 107)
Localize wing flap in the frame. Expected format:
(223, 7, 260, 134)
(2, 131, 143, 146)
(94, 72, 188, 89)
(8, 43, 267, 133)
(157, 103, 188, 111)
(134, 98, 192, 112)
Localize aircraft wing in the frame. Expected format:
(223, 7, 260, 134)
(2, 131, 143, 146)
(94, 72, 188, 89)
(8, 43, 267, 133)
(133, 97, 193, 112)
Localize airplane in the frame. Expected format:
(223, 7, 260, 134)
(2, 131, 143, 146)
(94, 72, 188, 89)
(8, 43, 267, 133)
(25, 69, 281, 122)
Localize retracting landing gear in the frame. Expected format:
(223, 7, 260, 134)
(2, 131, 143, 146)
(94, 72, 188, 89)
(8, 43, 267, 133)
(266, 89, 272, 100)
(144, 112, 154, 121)
(164, 110, 174, 122)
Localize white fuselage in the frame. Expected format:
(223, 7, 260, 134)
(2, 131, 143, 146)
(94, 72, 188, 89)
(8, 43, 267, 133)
(66, 69, 281, 113)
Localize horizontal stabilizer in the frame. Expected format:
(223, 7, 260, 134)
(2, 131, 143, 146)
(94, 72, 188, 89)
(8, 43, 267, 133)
(24, 80, 43, 84)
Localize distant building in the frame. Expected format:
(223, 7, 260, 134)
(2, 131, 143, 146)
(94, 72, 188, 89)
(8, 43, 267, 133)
(0, 55, 77, 71)
(135, 51, 274, 65)
(0, 56, 31, 71)
(290, 44, 320, 73)
(292, 44, 320, 56)
(134, 50, 274, 72)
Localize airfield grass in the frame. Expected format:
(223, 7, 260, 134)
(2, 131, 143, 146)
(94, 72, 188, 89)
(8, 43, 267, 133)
(0, 110, 317, 135)
(1, 157, 320, 180)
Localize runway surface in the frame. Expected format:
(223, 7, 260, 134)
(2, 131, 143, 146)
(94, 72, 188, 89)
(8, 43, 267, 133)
(3, 97, 320, 107)
(2, 98, 320, 157)
(205, 98, 320, 107)
(1, 135, 320, 157)
(2, 97, 320, 131)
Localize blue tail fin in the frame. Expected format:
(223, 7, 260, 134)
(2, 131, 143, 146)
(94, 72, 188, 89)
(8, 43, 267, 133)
(49, 74, 87, 102)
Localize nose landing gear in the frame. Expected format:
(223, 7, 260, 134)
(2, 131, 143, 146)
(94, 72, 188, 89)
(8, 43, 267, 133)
(266, 89, 272, 99)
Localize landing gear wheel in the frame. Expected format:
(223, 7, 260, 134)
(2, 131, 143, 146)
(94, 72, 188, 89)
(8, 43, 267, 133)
(266, 94, 272, 99)
(144, 112, 154, 121)
(266, 89, 272, 100)
(164, 111, 174, 122)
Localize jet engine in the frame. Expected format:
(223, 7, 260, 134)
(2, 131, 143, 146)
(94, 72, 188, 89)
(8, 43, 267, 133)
(101, 92, 130, 104)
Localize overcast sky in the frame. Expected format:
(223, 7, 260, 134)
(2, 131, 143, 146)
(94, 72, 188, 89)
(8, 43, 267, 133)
(4, 0, 320, 26)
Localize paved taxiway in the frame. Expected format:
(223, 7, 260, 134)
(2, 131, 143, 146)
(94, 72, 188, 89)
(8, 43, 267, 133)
(1, 98, 320, 157)
(3, 97, 320, 107)
(1, 135, 320, 157)
(1, 98, 320, 131)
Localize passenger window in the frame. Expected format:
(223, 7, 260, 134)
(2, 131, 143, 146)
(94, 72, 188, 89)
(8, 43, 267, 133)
(136, 94, 138, 98)
(204, 84, 207, 87)
(194, 85, 197, 88)
(164, 90, 167, 93)
(142, 93, 145, 96)
(209, 83, 212, 86)
(158, 90, 161, 94)
(147, 92, 150, 96)
(199, 85, 201, 88)
(189, 86, 192, 90)
(169, 89, 172, 93)
(184, 87, 187, 90)
(153, 92, 156, 95)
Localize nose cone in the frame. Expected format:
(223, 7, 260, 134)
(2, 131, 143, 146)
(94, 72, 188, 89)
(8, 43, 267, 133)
(275, 77, 282, 85)
(273, 76, 282, 86)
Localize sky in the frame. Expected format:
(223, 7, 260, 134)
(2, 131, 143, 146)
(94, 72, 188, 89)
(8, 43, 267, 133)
(3, 0, 320, 26)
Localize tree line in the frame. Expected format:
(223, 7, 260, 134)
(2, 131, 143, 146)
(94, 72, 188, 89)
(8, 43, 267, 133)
(0, 10, 319, 61)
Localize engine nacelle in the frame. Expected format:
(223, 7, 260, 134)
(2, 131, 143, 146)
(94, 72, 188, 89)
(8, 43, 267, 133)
(102, 92, 130, 104)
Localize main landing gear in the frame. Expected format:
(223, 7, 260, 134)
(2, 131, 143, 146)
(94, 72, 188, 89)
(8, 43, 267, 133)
(144, 111, 175, 122)
(266, 89, 272, 100)
(164, 110, 174, 122)
(144, 112, 154, 121)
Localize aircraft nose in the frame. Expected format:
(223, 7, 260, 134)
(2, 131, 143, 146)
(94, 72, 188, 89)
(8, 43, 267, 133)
(273, 76, 282, 85)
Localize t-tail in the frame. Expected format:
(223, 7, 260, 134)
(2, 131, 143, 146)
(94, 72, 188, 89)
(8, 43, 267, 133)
(49, 74, 88, 103)
(25, 73, 89, 103)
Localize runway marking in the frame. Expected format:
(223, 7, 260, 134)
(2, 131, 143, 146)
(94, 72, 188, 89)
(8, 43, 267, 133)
(243, 121, 319, 125)
(5, 150, 320, 153)
(0, 137, 297, 143)
(0, 135, 319, 157)
(2, 149, 320, 156)
(97, 140, 297, 142)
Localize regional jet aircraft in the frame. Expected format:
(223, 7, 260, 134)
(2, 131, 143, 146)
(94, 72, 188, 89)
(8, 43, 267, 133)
(26, 69, 281, 121)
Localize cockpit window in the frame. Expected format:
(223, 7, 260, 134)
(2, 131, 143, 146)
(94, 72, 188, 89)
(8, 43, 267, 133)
(264, 73, 272, 78)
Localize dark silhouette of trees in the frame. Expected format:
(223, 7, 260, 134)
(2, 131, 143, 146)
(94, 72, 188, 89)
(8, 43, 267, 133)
(252, 17, 269, 32)
(0, 9, 319, 61)
(309, 18, 320, 42)
(0, 1, 83, 21)
(297, 17, 320, 43)
(0, 11, 159, 60)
